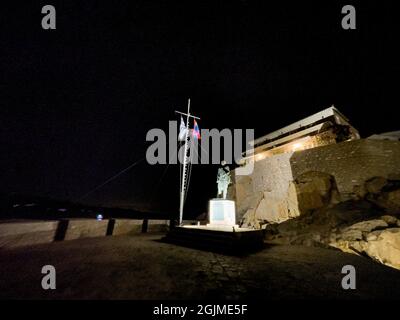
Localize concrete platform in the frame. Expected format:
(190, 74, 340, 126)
(164, 225, 264, 254)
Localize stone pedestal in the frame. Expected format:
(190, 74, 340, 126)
(207, 199, 238, 228)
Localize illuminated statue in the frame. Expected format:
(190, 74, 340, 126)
(216, 161, 231, 199)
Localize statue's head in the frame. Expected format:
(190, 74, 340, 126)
(221, 160, 227, 166)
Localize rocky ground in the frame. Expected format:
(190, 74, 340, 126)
(264, 176, 400, 270)
(0, 233, 400, 299)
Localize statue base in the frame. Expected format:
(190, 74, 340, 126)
(207, 199, 238, 228)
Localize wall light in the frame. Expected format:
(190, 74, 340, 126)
(292, 142, 303, 151)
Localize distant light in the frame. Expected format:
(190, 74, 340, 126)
(25, 203, 36, 207)
(96, 214, 103, 221)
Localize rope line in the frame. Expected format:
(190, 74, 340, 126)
(79, 157, 145, 201)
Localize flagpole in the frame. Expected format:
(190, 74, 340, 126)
(179, 99, 191, 225)
(175, 99, 200, 226)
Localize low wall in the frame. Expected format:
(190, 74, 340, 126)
(63, 219, 110, 241)
(112, 219, 144, 236)
(0, 221, 59, 248)
(146, 219, 170, 233)
(0, 218, 170, 249)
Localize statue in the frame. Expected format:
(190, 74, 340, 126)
(216, 161, 231, 199)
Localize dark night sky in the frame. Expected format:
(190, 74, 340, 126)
(1, 1, 399, 216)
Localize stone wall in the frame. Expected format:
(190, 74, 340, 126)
(0, 221, 59, 248)
(232, 139, 400, 227)
(64, 219, 110, 241)
(290, 139, 400, 199)
(113, 219, 143, 235)
(233, 152, 298, 226)
(0, 219, 170, 249)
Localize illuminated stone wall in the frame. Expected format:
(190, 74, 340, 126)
(232, 139, 400, 226)
(233, 152, 297, 225)
(290, 139, 400, 199)
(253, 129, 338, 160)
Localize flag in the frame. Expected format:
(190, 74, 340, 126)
(193, 119, 201, 140)
(178, 116, 187, 141)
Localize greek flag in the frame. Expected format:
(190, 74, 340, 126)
(178, 116, 187, 141)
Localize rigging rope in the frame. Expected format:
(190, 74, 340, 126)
(184, 140, 198, 203)
(79, 157, 145, 201)
(153, 147, 177, 196)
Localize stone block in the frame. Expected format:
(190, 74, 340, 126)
(64, 219, 109, 240)
(112, 219, 143, 236)
(146, 220, 169, 233)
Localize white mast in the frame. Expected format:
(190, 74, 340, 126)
(175, 99, 200, 226)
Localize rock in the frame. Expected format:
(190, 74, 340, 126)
(312, 233, 321, 242)
(345, 219, 388, 233)
(332, 220, 400, 270)
(240, 208, 260, 229)
(241, 209, 269, 229)
(366, 233, 378, 241)
(364, 178, 400, 214)
(330, 239, 354, 254)
(263, 223, 279, 235)
(259, 189, 400, 271)
(320, 200, 376, 227)
(255, 192, 295, 224)
(341, 229, 363, 241)
(235, 170, 344, 228)
(294, 171, 340, 214)
(386, 190, 400, 212)
(242, 188, 301, 226)
(380, 215, 398, 226)
(236, 191, 263, 224)
(337, 219, 388, 244)
(328, 233, 337, 243)
(349, 241, 367, 254)
(369, 189, 400, 214)
(365, 177, 388, 194)
(361, 228, 400, 270)
(255, 197, 269, 222)
(353, 184, 367, 199)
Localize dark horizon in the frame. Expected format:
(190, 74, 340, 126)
(1, 1, 399, 217)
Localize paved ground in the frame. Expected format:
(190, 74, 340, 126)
(1, 234, 399, 299)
